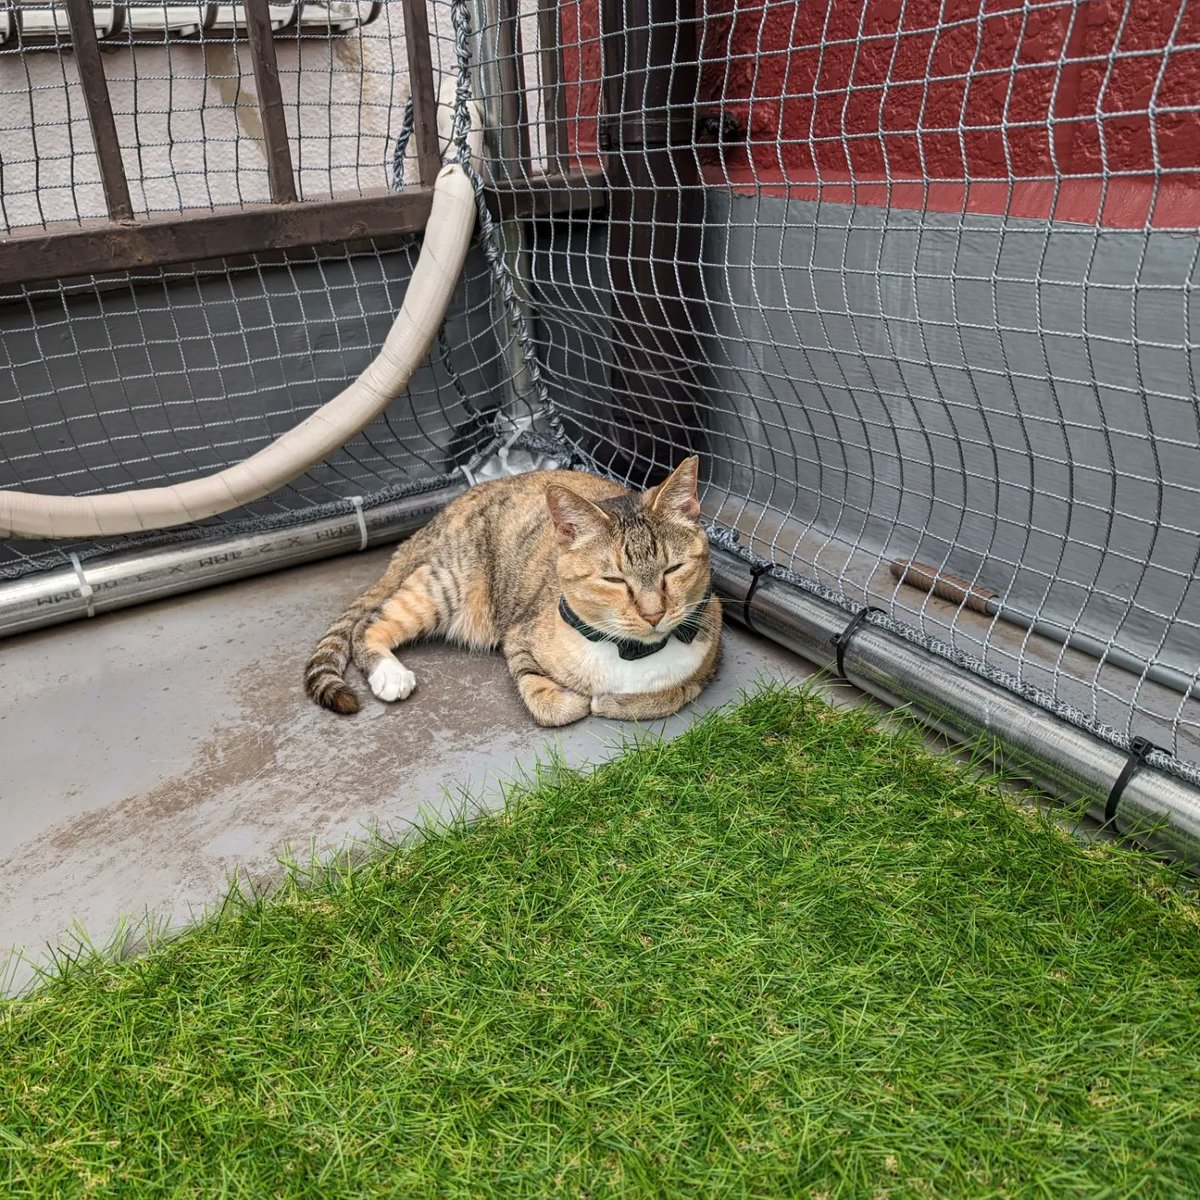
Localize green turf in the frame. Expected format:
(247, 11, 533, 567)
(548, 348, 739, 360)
(3, 686, 1200, 1198)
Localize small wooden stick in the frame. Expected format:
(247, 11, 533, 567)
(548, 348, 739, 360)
(889, 560, 998, 616)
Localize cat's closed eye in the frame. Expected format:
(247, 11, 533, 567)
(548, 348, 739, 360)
(663, 563, 686, 576)
(601, 575, 625, 585)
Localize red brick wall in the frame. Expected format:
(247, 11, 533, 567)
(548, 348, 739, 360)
(560, 0, 1200, 227)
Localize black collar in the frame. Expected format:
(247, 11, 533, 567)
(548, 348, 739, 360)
(558, 590, 711, 661)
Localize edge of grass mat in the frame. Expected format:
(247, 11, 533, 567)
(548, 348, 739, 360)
(3, 683, 1200, 1200)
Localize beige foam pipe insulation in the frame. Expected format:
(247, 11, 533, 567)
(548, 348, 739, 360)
(0, 86, 483, 540)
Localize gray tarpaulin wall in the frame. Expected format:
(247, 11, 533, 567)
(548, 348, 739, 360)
(1, 0, 1198, 789)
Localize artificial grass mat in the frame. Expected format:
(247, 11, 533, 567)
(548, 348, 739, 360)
(3, 687, 1200, 1198)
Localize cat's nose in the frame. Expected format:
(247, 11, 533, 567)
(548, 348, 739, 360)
(638, 606, 666, 628)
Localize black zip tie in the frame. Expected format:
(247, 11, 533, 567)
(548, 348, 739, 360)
(1104, 736, 1162, 831)
(830, 606, 885, 681)
(742, 563, 774, 634)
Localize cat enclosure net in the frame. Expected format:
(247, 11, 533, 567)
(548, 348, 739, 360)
(529, 0, 1200, 786)
(1, 0, 1198, 786)
(0, 0, 513, 577)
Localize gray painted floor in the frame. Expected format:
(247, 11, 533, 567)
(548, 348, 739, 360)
(0, 548, 824, 994)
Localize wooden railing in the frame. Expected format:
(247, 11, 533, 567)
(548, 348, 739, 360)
(0, 0, 600, 288)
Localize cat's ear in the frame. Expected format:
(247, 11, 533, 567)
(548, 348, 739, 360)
(647, 456, 701, 523)
(546, 486, 612, 549)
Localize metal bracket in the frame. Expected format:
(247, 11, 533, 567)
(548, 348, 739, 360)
(598, 116, 698, 150)
(599, 110, 745, 150)
(696, 110, 745, 145)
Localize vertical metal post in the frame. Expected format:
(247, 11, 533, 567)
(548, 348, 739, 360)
(243, 0, 298, 203)
(598, 0, 706, 485)
(400, 0, 443, 186)
(63, 0, 134, 221)
(536, 0, 567, 172)
(471, 0, 544, 441)
(496, 0, 532, 174)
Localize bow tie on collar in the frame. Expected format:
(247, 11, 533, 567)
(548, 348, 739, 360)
(558, 591, 712, 661)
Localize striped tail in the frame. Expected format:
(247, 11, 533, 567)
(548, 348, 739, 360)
(304, 606, 363, 714)
(304, 576, 396, 714)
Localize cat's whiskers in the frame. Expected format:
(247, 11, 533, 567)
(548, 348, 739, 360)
(676, 594, 711, 618)
(589, 616, 645, 640)
(585, 596, 710, 642)
(581, 611, 662, 641)
(658, 594, 711, 630)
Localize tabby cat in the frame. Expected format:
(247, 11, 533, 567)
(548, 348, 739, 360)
(304, 458, 722, 726)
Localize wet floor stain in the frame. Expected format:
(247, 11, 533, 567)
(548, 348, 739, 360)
(0, 549, 807, 992)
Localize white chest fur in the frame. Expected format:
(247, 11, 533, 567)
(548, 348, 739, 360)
(572, 633, 709, 695)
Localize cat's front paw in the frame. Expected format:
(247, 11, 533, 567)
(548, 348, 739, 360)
(591, 686, 696, 720)
(520, 678, 590, 727)
(369, 657, 417, 702)
(591, 693, 655, 719)
(536, 689, 591, 727)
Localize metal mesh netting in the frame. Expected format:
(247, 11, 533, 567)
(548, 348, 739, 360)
(1, 0, 1198, 784)
(520, 0, 1200, 780)
(0, 0, 512, 577)
(4, 1, 406, 223)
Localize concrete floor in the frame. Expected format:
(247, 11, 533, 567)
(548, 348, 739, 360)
(0, 547, 820, 994)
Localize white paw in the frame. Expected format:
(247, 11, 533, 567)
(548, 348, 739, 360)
(368, 658, 416, 703)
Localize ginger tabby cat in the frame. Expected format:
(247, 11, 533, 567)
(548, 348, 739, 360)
(305, 457, 722, 726)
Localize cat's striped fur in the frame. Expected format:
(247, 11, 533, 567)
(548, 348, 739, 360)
(304, 458, 722, 726)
